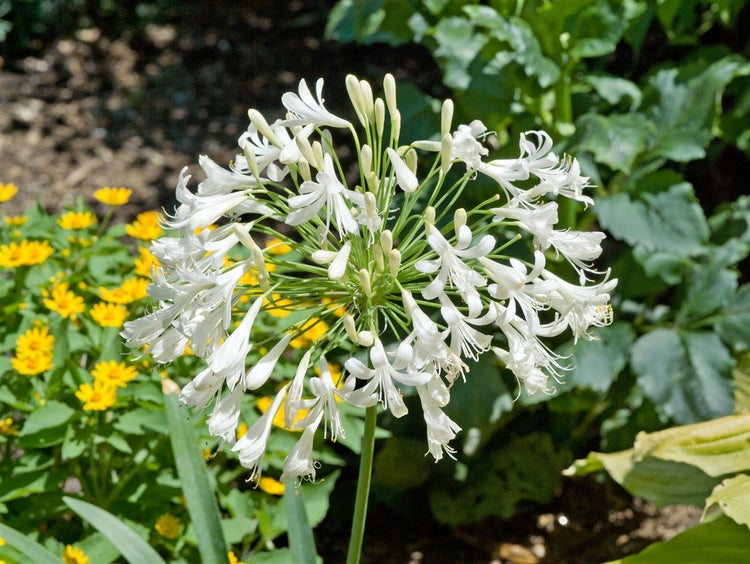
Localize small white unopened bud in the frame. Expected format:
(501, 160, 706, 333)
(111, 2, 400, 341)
(358, 269, 373, 298)
(425, 206, 436, 226)
(250, 243, 271, 292)
(441, 99, 454, 138)
(243, 144, 260, 179)
(454, 208, 467, 233)
(380, 230, 393, 255)
(343, 313, 358, 343)
(386, 147, 419, 192)
(346, 74, 367, 127)
(361, 144, 373, 176)
(405, 148, 418, 173)
(312, 141, 325, 171)
(391, 109, 401, 143)
(357, 331, 374, 347)
(383, 73, 397, 119)
(441, 133, 453, 175)
(311, 249, 336, 265)
(373, 243, 384, 272)
(374, 98, 385, 138)
(365, 170, 379, 193)
(328, 241, 351, 281)
(298, 158, 312, 182)
(248, 109, 281, 147)
(295, 136, 316, 168)
(388, 249, 401, 278)
(360, 79, 374, 121)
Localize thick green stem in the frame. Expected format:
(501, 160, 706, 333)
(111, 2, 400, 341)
(345, 405, 378, 564)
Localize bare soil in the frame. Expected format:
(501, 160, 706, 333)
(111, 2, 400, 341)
(0, 3, 703, 562)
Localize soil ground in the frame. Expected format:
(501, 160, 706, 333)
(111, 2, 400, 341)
(0, 3, 704, 562)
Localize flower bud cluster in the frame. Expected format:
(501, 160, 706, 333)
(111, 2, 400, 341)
(123, 74, 616, 482)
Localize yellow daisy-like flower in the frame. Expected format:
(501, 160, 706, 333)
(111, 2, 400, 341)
(126, 210, 163, 240)
(58, 211, 96, 230)
(228, 551, 245, 564)
(62, 544, 89, 564)
(154, 513, 181, 539)
(265, 236, 293, 255)
(0, 417, 19, 436)
(90, 302, 129, 327)
(91, 360, 138, 387)
(94, 186, 132, 206)
(98, 277, 149, 304)
(256, 396, 308, 431)
(0, 182, 18, 203)
(0, 239, 54, 268)
(43, 282, 85, 320)
(4, 215, 27, 226)
(264, 294, 293, 318)
(12, 353, 54, 375)
(258, 476, 286, 496)
(134, 246, 161, 278)
(236, 421, 248, 440)
(75, 380, 117, 411)
(15, 326, 55, 358)
(290, 317, 328, 349)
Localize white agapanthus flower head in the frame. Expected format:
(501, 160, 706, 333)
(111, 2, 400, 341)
(123, 74, 616, 483)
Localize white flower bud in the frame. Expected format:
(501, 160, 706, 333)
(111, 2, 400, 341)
(380, 230, 393, 254)
(383, 73, 397, 119)
(375, 98, 385, 138)
(248, 108, 281, 147)
(441, 133, 453, 175)
(358, 268, 373, 297)
(388, 249, 401, 278)
(441, 99, 454, 138)
(343, 313, 358, 343)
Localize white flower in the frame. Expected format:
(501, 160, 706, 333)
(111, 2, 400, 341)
(386, 147, 419, 192)
(345, 339, 432, 418)
(285, 153, 362, 236)
(281, 78, 351, 128)
(232, 386, 287, 480)
(281, 413, 322, 483)
(417, 380, 462, 460)
(207, 386, 244, 444)
(439, 295, 496, 361)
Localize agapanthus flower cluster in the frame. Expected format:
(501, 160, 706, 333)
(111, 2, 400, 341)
(123, 74, 615, 483)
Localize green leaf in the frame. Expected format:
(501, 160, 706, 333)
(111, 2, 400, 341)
(609, 515, 750, 563)
(566, 0, 637, 59)
(374, 437, 433, 489)
(63, 497, 166, 564)
(717, 284, 750, 350)
(555, 322, 636, 393)
(631, 329, 734, 424)
(18, 400, 75, 448)
(284, 486, 318, 564)
(706, 474, 750, 528)
(431, 16, 489, 90)
(163, 392, 229, 564)
(0, 522, 61, 564)
(113, 406, 168, 436)
(646, 57, 747, 162)
(675, 265, 737, 325)
(564, 449, 718, 507)
(596, 183, 709, 259)
(575, 113, 652, 173)
(584, 74, 642, 108)
(446, 356, 513, 427)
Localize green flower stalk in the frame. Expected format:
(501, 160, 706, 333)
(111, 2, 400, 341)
(123, 73, 615, 483)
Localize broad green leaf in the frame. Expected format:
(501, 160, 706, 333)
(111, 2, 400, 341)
(596, 183, 709, 258)
(608, 515, 750, 563)
(431, 16, 489, 90)
(575, 113, 652, 173)
(631, 329, 734, 424)
(675, 265, 737, 325)
(584, 74, 642, 108)
(706, 474, 750, 528)
(163, 392, 229, 564)
(113, 406, 168, 436)
(555, 322, 636, 393)
(249, 548, 294, 563)
(646, 57, 747, 162)
(566, 0, 636, 59)
(18, 400, 75, 448)
(0, 522, 61, 564)
(632, 414, 750, 476)
(564, 449, 719, 507)
(63, 497, 166, 564)
(446, 356, 513, 426)
(717, 284, 750, 350)
(284, 486, 317, 564)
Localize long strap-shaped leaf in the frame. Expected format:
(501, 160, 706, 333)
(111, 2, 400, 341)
(163, 391, 229, 564)
(62, 497, 166, 564)
(0, 522, 62, 564)
(284, 485, 318, 564)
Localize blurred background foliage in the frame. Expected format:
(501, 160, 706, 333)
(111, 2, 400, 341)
(1, 0, 750, 558)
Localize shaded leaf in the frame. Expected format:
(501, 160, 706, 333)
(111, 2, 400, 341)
(284, 486, 318, 564)
(716, 284, 750, 350)
(18, 400, 75, 448)
(676, 265, 737, 325)
(0, 522, 61, 564)
(631, 329, 734, 424)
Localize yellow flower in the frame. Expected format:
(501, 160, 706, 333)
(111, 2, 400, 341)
(290, 317, 328, 349)
(62, 544, 89, 564)
(58, 211, 96, 230)
(134, 246, 161, 278)
(91, 360, 138, 387)
(75, 380, 117, 411)
(228, 550, 245, 564)
(98, 277, 149, 304)
(236, 421, 248, 439)
(94, 186, 132, 206)
(126, 210, 163, 240)
(265, 236, 293, 255)
(12, 353, 54, 375)
(4, 215, 27, 226)
(15, 326, 55, 358)
(265, 294, 293, 318)
(0, 417, 19, 436)
(258, 476, 285, 496)
(43, 282, 85, 320)
(0, 240, 54, 267)
(90, 302, 129, 327)
(0, 182, 18, 203)
(256, 397, 307, 431)
(154, 513, 181, 539)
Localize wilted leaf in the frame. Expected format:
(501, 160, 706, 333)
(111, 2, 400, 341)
(706, 474, 750, 528)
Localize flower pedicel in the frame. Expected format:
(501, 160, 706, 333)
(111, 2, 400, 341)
(123, 74, 616, 483)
